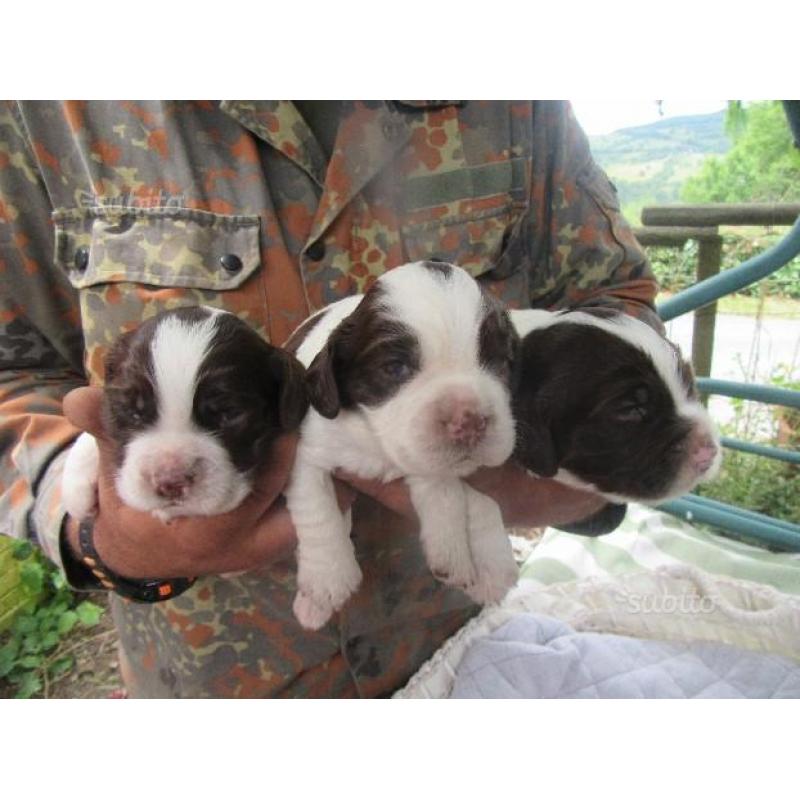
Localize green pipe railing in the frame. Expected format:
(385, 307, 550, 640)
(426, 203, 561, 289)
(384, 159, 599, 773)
(718, 436, 800, 465)
(653, 198, 800, 550)
(658, 216, 800, 321)
(696, 378, 800, 409)
(676, 494, 800, 537)
(659, 495, 800, 551)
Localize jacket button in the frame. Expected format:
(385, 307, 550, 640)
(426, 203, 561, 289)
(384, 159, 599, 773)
(73, 246, 90, 272)
(306, 240, 326, 262)
(219, 253, 243, 274)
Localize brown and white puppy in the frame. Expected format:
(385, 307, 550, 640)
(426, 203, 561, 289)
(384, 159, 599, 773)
(285, 261, 520, 630)
(510, 308, 721, 504)
(62, 306, 307, 523)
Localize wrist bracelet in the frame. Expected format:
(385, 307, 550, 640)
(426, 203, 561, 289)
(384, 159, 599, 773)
(77, 517, 196, 603)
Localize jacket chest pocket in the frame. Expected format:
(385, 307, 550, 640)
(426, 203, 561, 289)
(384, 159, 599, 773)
(399, 156, 530, 280)
(53, 206, 263, 382)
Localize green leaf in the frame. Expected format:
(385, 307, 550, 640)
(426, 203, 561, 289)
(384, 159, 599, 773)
(75, 601, 103, 627)
(12, 614, 36, 636)
(41, 631, 60, 651)
(0, 642, 20, 678)
(57, 610, 78, 635)
(19, 561, 44, 595)
(50, 655, 74, 679)
(15, 671, 42, 699)
(22, 632, 42, 654)
(11, 540, 33, 561)
(51, 570, 67, 591)
(19, 654, 42, 670)
(40, 613, 59, 634)
(51, 601, 69, 617)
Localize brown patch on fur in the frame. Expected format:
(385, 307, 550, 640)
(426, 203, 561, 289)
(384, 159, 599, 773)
(305, 285, 420, 419)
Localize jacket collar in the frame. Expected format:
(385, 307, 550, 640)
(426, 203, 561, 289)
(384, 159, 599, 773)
(222, 101, 418, 241)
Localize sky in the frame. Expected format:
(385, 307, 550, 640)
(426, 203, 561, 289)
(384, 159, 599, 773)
(571, 100, 728, 136)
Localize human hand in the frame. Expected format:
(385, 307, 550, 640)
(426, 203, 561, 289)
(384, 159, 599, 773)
(336, 462, 606, 529)
(62, 387, 355, 579)
(465, 462, 607, 528)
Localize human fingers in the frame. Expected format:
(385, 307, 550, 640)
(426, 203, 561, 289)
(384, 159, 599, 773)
(63, 386, 107, 440)
(333, 470, 416, 520)
(466, 463, 606, 527)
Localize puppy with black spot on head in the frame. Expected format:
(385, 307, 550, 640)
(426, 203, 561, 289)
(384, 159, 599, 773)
(285, 261, 520, 630)
(62, 306, 308, 524)
(509, 307, 721, 505)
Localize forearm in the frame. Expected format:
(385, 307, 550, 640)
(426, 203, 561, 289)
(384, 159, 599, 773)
(0, 370, 84, 564)
(466, 468, 606, 528)
(340, 468, 607, 531)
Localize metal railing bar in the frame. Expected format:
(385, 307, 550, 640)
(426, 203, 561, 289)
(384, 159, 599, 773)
(676, 494, 800, 535)
(719, 436, 800, 464)
(658, 216, 800, 320)
(696, 378, 800, 409)
(657, 496, 800, 551)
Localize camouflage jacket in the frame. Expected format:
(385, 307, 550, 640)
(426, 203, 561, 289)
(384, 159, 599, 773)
(0, 101, 658, 697)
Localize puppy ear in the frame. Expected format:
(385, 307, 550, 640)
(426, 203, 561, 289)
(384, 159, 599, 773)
(515, 418, 558, 478)
(305, 339, 341, 419)
(512, 377, 559, 477)
(103, 329, 137, 385)
(269, 349, 309, 431)
(511, 333, 560, 477)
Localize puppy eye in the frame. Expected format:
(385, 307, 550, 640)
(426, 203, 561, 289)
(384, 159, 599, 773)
(205, 401, 240, 426)
(382, 360, 413, 381)
(615, 386, 650, 423)
(616, 405, 647, 422)
(214, 409, 237, 426)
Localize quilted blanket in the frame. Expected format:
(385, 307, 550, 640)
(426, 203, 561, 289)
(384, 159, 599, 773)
(450, 613, 800, 699)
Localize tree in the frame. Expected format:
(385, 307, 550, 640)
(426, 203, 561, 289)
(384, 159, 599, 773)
(682, 102, 800, 204)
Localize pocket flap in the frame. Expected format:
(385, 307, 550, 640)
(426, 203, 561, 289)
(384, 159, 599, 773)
(53, 206, 261, 290)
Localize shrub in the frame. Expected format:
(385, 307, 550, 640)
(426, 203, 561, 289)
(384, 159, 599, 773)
(0, 540, 104, 698)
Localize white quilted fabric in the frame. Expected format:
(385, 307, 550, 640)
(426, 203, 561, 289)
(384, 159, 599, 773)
(450, 613, 800, 699)
(396, 565, 800, 698)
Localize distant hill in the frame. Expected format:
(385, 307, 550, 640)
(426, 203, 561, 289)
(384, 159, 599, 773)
(588, 110, 731, 224)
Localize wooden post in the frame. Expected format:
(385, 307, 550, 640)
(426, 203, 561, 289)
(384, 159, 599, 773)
(692, 236, 723, 403)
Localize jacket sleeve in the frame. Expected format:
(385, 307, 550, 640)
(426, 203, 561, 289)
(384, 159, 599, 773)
(529, 101, 663, 332)
(0, 101, 86, 571)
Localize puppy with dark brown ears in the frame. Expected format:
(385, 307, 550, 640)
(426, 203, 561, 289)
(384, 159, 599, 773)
(285, 261, 520, 630)
(510, 308, 721, 504)
(62, 306, 308, 524)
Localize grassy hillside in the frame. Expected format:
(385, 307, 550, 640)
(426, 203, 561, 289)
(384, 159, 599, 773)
(589, 110, 731, 224)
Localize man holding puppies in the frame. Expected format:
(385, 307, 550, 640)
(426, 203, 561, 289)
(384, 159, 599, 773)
(0, 101, 659, 697)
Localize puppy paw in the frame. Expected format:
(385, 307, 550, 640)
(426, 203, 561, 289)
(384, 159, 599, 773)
(462, 487, 518, 605)
(293, 591, 336, 631)
(464, 553, 518, 606)
(425, 540, 478, 592)
(293, 557, 363, 630)
(62, 434, 100, 520)
(62, 477, 98, 521)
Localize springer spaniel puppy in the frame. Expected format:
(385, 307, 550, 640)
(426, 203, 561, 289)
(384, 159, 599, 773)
(62, 306, 308, 523)
(285, 261, 520, 630)
(510, 308, 721, 504)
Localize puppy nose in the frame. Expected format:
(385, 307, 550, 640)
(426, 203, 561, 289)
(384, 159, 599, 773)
(438, 399, 490, 448)
(154, 475, 194, 500)
(149, 456, 201, 500)
(692, 435, 718, 474)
